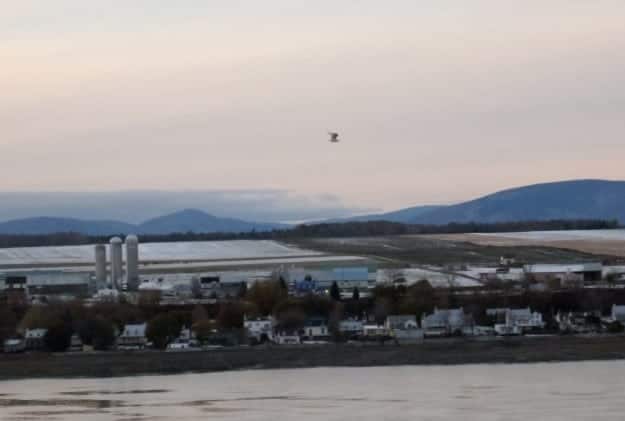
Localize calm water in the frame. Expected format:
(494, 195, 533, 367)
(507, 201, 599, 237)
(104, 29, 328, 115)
(1, 361, 624, 420)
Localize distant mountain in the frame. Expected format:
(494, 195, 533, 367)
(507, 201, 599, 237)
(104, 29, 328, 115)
(323, 205, 444, 223)
(137, 209, 286, 234)
(0, 210, 286, 235)
(2, 180, 624, 235)
(0, 217, 136, 236)
(410, 179, 625, 224)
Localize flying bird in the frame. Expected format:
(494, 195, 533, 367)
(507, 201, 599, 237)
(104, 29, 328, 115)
(328, 132, 340, 143)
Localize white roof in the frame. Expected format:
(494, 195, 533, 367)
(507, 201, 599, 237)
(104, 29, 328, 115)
(524, 263, 602, 273)
(25, 328, 47, 338)
(377, 269, 481, 288)
(122, 323, 147, 337)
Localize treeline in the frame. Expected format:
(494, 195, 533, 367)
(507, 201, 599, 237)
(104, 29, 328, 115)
(0, 219, 619, 248)
(4, 280, 625, 351)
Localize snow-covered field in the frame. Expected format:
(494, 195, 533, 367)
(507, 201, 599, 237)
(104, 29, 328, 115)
(0, 240, 321, 265)
(478, 229, 625, 241)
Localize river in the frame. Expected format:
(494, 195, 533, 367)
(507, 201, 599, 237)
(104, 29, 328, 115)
(1, 361, 624, 420)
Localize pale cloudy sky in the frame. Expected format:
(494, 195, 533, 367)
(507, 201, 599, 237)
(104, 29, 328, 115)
(2, 1, 625, 218)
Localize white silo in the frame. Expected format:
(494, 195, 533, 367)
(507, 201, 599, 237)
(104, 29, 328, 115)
(109, 237, 123, 290)
(125, 235, 139, 291)
(94, 244, 107, 287)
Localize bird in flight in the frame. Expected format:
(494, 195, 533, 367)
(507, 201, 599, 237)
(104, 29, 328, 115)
(328, 132, 340, 143)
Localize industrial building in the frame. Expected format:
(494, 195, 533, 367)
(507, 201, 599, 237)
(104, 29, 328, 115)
(0, 270, 94, 301)
(523, 263, 603, 283)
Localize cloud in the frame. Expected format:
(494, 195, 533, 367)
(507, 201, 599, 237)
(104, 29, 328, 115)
(0, 190, 375, 224)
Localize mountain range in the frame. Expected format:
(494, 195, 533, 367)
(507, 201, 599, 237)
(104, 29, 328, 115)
(0, 209, 286, 236)
(0, 179, 624, 235)
(345, 179, 625, 225)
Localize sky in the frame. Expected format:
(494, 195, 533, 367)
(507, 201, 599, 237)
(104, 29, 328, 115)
(2, 1, 625, 221)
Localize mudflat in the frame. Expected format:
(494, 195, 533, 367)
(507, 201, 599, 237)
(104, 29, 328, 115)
(2, 335, 625, 381)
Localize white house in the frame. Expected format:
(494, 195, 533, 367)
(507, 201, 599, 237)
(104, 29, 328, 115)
(556, 311, 601, 333)
(493, 308, 544, 335)
(24, 328, 47, 350)
(612, 305, 625, 323)
(386, 315, 423, 343)
(303, 318, 329, 339)
(362, 324, 389, 338)
(244, 317, 275, 343)
(385, 315, 419, 331)
(339, 319, 364, 337)
(3, 338, 25, 353)
(421, 308, 473, 337)
(274, 330, 301, 345)
(117, 323, 147, 349)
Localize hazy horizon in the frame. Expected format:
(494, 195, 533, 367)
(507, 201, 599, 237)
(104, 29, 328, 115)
(3, 1, 625, 216)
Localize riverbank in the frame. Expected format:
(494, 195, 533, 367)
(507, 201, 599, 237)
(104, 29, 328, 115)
(2, 335, 625, 381)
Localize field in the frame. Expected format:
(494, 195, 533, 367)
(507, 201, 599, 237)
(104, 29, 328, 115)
(427, 229, 625, 259)
(0, 240, 371, 273)
(0, 240, 320, 265)
(291, 235, 611, 266)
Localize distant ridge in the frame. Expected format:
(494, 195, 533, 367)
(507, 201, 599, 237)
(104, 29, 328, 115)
(410, 179, 625, 224)
(1, 180, 624, 235)
(138, 209, 286, 234)
(0, 210, 286, 235)
(322, 179, 625, 225)
(323, 205, 443, 223)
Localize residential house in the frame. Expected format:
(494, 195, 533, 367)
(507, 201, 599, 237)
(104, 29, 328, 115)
(274, 330, 301, 345)
(244, 317, 275, 343)
(339, 319, 364, 338)
(421, 308, 474, 337)
(385, 315, 419, 331)
(3, 338, 25, 353)
(362, 324, 390, 338)
(68, 334, 83, 352)
(24, 328, 47, 350)
(611, 305, 625, 323)
(556, 311, 601, 334)
(302, 318, 329, 340)
(494, 308, 544, 335)
(386, 315, 423, 344)
(117, 323, 147, 350)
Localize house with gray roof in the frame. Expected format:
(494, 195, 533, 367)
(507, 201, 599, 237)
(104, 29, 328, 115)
(421, 308, 473, 337)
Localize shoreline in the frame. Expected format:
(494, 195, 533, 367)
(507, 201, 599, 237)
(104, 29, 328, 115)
(2, 335, 625, 381)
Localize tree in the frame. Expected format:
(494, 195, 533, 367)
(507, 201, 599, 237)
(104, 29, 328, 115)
(146, 313, 182, 349)
(217, 303, 245, 330)
(352, 288, 360, 301)
(606, 321, 624, 334)
(546, 277, 562, 291)
(77, 313, 116, 349)
(192, 319, 216, 343)
(191, 305, 209, 325)
(247, 281, 287, 316)
(190, 277, 203, 298)
(44, 320, 73, 352)
(374, 298, 390, 325)
(18, 306, 50, 331)
(276, 308, 306, 331)
(238, 281, 248, 299)
(0, 305, 17, 343)
(138, 290, 162, 307)
(328, 303, 344, 342)
(330, 281, 341, 301)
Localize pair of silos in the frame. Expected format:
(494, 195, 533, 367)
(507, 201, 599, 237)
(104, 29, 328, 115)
(94, 235, 139, 291)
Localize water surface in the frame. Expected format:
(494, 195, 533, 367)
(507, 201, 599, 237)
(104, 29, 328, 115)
(1, 361, 624, 420)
